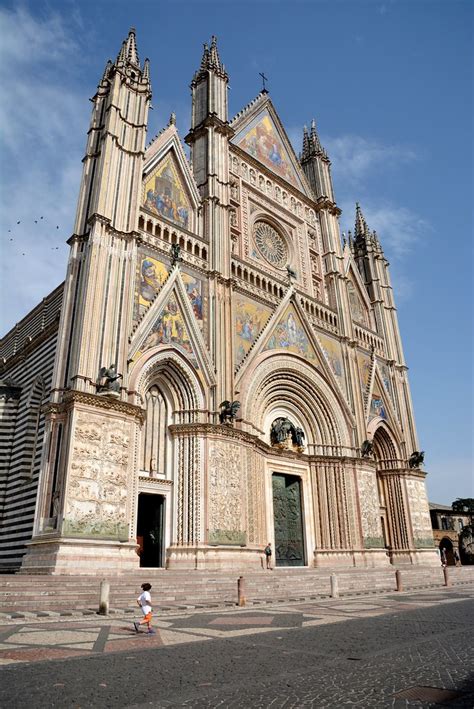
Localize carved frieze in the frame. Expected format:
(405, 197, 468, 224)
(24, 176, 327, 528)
(62, 411, 132, 540)
(406, 478, 433, 545)
(208, 440, 246, 545)
(357, 469, 384, 548)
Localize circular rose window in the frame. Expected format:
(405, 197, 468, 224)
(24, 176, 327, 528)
(254, 221, 288, 268)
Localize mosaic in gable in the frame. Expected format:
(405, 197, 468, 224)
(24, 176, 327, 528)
(264, 306, 316, 361)
(143, 153, 191, 229)
(234, 294, 273, 367)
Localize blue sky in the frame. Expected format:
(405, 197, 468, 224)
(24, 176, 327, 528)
(0, 0, 472, 504)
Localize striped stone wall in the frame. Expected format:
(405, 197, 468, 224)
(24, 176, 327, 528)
(0, 285, 63, 571)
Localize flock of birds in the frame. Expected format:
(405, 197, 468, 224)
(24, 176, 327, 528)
(6, 216, 63, 255)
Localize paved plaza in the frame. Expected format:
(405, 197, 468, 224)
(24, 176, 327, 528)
(0, 585, 473, 707)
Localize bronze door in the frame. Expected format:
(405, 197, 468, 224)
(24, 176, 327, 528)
(272, 473, 305, 566)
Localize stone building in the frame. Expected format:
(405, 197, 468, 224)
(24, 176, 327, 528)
(0, 30, 437, 574)
(429, 502, 471, 565)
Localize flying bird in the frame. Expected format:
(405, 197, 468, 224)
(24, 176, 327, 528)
(17, 221, 20, 224)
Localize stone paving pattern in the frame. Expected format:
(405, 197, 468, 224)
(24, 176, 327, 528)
(0, 587, 472, 707)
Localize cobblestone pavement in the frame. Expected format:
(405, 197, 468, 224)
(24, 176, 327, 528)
(0, 586, 473, 707)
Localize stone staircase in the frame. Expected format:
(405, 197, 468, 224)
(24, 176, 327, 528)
(0, 566, 473, 618)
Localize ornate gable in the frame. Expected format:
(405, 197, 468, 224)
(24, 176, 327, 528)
(231, 98, 310, 196)
(143, 124, 200, 231)
(129, 268, 214, 384)
(343, 247, 373, 328)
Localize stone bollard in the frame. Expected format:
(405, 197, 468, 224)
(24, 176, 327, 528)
(98, 579, 110, 615)
(330, 573, 339, 598)
(237, 576, 246, 607)
(443, 566, 451, 587)
(395, 569, 403, 592)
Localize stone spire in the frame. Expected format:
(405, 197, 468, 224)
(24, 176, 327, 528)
(125, 27, 139, 66)
(143, 58, 150, 81)
(355, 202, 370, 240)
(193, 35, 228, 82)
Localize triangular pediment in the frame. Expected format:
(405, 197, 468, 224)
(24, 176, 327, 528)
(262, 302, 320, 363)
(235, 289, 354, 424)
(129, 268, 214, 385)
(143, 125, 200, 231)
(234, 293, 274, 369)
(367, 369, 400, 434)
(133, 250, 205, 332)
(231, 98, 310, 195)
(356, 349, 373, 404)
(343, 247, 373, 328)
(375, 359, 398, 418)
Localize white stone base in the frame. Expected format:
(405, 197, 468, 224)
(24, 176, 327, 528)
(313, 549, 391, 568)
(20, 536, 140, 575)
(166, 546, 268, 571)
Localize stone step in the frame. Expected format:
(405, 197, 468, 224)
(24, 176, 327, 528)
(0, 566, 472, 614)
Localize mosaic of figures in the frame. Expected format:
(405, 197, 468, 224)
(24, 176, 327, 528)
(378, 360, 394, 406)
(263, 306, 316, 362)
(369, 385, 387, 421)
(135, 252, 204, 327)
(234, 294, 273, 367)
(143, 153, 191, 229)
(234, 110, 302, 189)
(357, 351, 372, 400)
(347, 280, 368, 326)
(138, 294, 198, 367)
(317, 332, 347, 396)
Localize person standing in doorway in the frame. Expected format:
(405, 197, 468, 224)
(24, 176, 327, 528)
(134, 582, 155, 634)
(440, 548, 447, 567)
(454, 548, 461, 566)
(264, 542, 273, 570)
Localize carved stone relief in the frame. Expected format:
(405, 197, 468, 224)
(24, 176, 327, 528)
(63, 410, 132, 540)
(357, 469, 384, 547)
(208, 440, 246, 545)
(406, 478, 434, 547)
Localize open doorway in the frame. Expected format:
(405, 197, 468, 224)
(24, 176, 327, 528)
(137, 493, 165, 568)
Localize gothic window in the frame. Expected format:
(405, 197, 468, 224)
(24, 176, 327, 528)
(253, 221, 288, 268)
(141, 385, 169, 475)
(441, 517, 448, 530)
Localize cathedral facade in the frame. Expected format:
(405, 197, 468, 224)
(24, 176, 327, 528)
(0, 30, 436, 574)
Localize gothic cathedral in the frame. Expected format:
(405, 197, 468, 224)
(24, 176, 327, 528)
(0, 30, 436, 574)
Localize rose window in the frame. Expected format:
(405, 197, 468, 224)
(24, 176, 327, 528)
(253, 221, 288, 268)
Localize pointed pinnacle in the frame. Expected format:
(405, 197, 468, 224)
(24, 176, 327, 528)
(143, 58, 150, 81)
(310, 118, 322, 154)
(302, 125, 310, 160)
(169, 112, 176, 126)
(126, 27, 140, 66)
(209, 35, 221, 69)
(200, 43, 209, 70)
(355, 202, 370, 239)
(116, 40, 127, 65)
(101, 59, 113, 83)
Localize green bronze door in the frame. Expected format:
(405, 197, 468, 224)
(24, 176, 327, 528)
(272, 473, 305, 566)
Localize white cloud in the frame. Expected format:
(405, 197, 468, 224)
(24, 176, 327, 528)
(324, 134, 417, 183)
(340, 199, 429, 259)
(0, 6, 88, 334)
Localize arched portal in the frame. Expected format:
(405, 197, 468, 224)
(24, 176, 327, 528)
(372, 423, 408, 555)
(131, 348, 206, 566)
(439, 537, 454, 566)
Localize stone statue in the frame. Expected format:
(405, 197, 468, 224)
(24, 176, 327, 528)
(361, 439, 374, 458)
(408, 450, 425, 468)
(97, 364, 122, 396)
(286, 265, 297, 283)
(293, 426, 305, 448)
(271, 417, 305, 451)
(219, 400, 240, 424)
(170, 244, 181, 268)
(270, 417, 292, 446)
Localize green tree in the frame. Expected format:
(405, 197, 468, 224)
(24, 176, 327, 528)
(451, 498, 474, 525)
